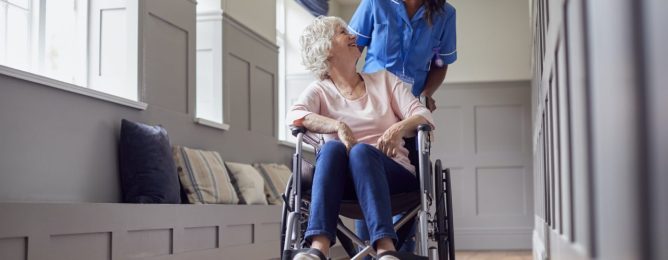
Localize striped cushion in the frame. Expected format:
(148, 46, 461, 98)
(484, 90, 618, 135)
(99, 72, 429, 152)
(172, 146, 239, 204)
(254, 163, 292, 205)
(225, 162, 268, 205)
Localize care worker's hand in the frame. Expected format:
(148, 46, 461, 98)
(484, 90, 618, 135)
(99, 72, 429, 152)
(377, 123, 404, 157)
(425, 95, 436, 112)
(337, 122, 357, 153)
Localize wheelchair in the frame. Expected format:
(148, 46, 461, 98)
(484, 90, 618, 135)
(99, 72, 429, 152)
(280, 125, 455, 260)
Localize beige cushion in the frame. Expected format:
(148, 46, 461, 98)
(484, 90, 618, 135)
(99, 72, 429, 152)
(254, 163, 292, 205)
(225, 162, 268, 205)
(172, 146, 239, 204)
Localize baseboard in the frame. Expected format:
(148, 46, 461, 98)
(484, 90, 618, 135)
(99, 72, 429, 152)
(454, 228, 532, 250)
(533, 228, 548, 260)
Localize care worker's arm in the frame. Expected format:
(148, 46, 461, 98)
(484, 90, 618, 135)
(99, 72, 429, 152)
(348, 0, 374, 48)
(422, 3, 457, 111)
(420, 65, 448, 111)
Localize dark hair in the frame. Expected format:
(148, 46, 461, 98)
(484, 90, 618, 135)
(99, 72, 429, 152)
(425, 0, 447, 26)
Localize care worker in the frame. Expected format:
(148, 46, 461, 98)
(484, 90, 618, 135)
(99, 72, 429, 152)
(348, 0, 456, 110)
(347, 0, 457, 253)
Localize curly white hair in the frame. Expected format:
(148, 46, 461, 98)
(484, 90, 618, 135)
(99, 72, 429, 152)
(299, 16, 348, 80)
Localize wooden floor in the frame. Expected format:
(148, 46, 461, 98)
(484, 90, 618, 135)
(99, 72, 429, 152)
(455, 250, 532, 260)
(329, 249, 533, 260)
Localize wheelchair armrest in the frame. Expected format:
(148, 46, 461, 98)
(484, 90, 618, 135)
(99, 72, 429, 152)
(417, 124, 432, 132)
(289, 125, 307, 137)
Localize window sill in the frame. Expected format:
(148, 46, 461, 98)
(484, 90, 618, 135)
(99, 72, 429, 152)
(195, 117, 230, 131)
(0, 65, 147, 110)
(278, 140, 315, 153)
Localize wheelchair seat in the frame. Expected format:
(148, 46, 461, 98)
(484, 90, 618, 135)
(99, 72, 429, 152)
(339, 192, 420, 219)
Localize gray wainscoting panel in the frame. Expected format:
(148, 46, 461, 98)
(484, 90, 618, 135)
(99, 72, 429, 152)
(125, 229, 173, 258)
(144, 13, 190, 113)
(256, 222, 280, 243)
(182, 226, 218, 252)
(476, 166, 527, 216)
(226, 54, 252, 130)
(252, 66, 276, 137)
(223, 14, 279, 137)
(437, 106, 464, 156)
(474, 105, 525, 154)
(448, 168, 467, 218)
(49, 232, 111, 260)
(0, 203, 282, 260)
(221, 224, 254, 247)
(0, 237, 27, 260)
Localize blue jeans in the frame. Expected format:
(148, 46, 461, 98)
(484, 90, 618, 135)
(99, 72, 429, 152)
(356, 136, 419, 256)
(304, 141, 419, 248)
(355, 215, 417, 254)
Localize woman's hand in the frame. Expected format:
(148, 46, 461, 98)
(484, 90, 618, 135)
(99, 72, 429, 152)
(377, 123, 405, 157)
(337, 122, 357, 152)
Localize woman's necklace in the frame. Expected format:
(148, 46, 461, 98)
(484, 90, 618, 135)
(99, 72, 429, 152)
(337, 75, 363, 99)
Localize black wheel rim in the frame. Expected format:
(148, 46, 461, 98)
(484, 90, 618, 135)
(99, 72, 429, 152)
(435, 160, 450, 259)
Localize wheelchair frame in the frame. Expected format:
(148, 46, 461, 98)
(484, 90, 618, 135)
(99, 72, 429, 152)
(281, 125, 455, 260)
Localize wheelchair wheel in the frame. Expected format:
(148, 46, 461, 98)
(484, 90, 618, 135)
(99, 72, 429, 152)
(279, 177, 292, 257)
(434, 160, 455, 260)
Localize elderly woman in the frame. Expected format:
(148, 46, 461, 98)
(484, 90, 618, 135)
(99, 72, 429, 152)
(286, 16, 434, 260)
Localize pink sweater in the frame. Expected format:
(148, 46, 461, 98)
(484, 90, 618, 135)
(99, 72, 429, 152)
(286, 70, 435, 174)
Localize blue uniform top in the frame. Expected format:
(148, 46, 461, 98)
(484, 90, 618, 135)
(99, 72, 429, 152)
(348, 0, 457, 96)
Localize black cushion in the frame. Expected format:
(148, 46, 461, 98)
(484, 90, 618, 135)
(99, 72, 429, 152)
(118, 119, 181, 203)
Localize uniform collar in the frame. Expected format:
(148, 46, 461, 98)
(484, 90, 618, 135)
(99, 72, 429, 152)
(392, 0, 426, 26)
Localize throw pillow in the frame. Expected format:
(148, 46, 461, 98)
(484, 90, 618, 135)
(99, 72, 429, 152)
(225, 162, 268, 205)
(118, 119, 181, 203)
(254, 163, 292, 205)
(173, 146, 239, 204)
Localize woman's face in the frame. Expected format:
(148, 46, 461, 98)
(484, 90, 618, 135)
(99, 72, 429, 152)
(328, 25, 361, 64)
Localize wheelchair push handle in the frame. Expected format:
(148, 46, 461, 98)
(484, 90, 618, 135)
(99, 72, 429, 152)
(290, 126, 307, 137)
(417, 124, 432, 132)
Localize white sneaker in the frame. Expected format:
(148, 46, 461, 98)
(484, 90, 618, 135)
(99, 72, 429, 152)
(378, 255, 401, 260)
(292, 248, 326, 260)
(376, 251, 428, 260)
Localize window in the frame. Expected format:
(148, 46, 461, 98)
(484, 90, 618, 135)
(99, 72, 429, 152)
(277, 0, 287, 141)
(0, 0, 32, 72)
(0, 0, 139, 102)
(276, 0, 319, 144)
(195, 0, 225, 127)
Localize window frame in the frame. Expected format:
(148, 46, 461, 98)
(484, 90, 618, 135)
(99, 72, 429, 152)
(0, 0, 146, 110)
(194, 0, 228, 131)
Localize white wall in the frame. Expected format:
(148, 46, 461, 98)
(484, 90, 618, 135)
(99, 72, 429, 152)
(336, 3, 358, 21)
(446, 0, 531, 83)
